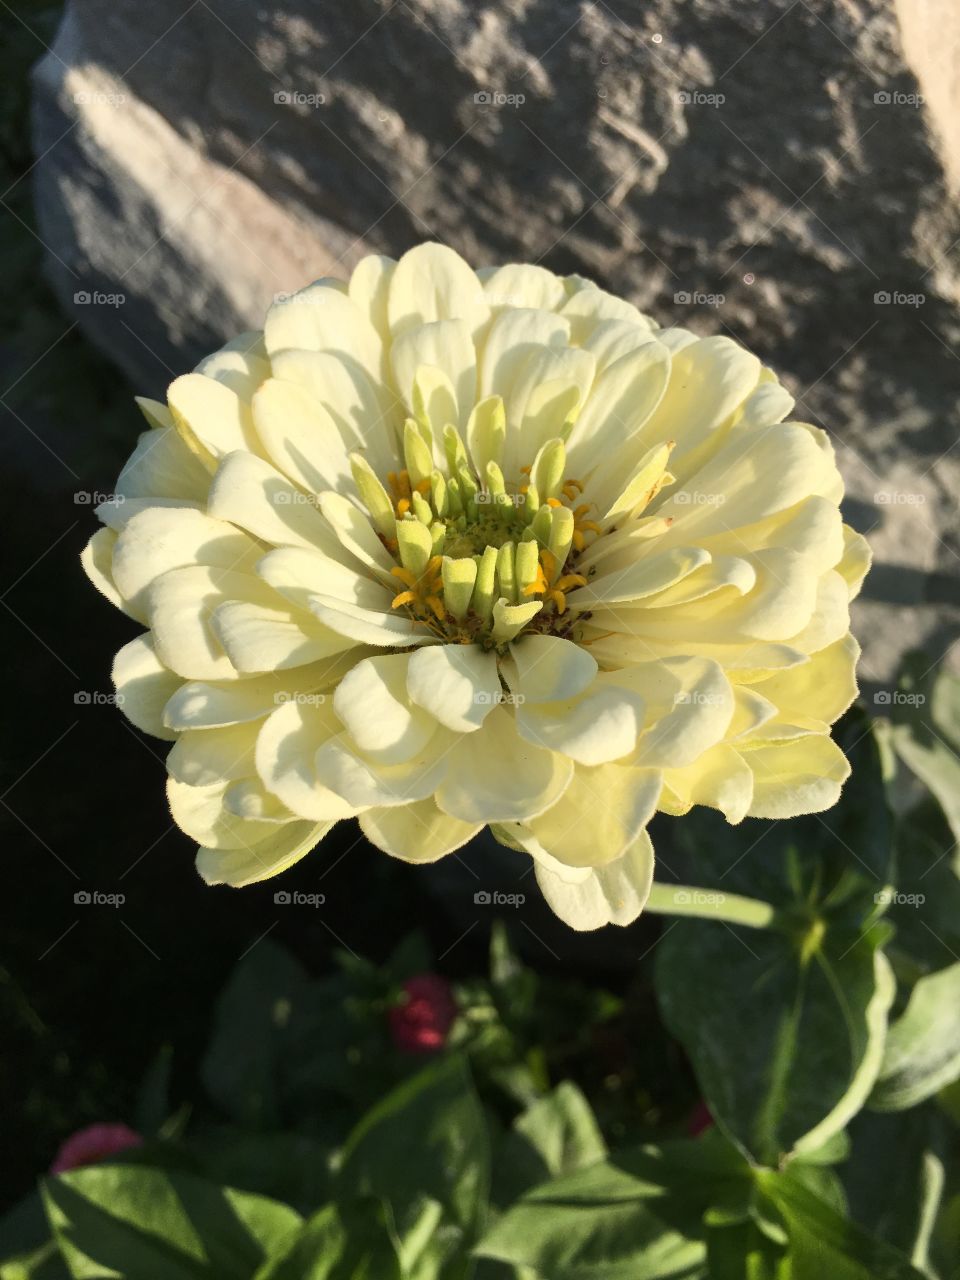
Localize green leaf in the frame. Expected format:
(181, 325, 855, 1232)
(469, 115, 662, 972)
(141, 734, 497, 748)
(886, 656, 960, 848)
(252, 1201, 401, 1280)
(656, 906, 895, 1165)
(885, 801, 960, 976)
(757, 1166, 928, 1280)
(0, 1238, 69, 1280)
(476, 1136, 750, 1279)
(842, 1105, 948, 1273)
(338, 1054, 489, 1274)
(41, 1166, 300, 1280)
(494, 1083, 607, 1206)
(871, 962, 960, 1110)
(0, 1193, 63, 1278)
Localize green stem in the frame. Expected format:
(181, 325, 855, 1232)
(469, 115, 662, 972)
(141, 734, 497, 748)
(645, 881, 778, 930)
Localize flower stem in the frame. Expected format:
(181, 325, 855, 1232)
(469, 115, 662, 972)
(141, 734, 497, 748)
(645, 882, 778, 930)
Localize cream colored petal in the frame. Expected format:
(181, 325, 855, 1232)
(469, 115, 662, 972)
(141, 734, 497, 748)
(195, 332, 270, 400)
(534, 830, 655, 931)
(657, 422, 837, 535)
(196, 819, 332, 887)
(782, 570, 850, 654)
(388, 242, 490, 339)
(348, 253, 396, 337)
(167, 372, 260, 468)
(627, 657, 734, 768)
(167, 722, 257, 786)
(744, 734, 851, 818)
(307, 594, 427, 647)
(315, 729, 455, 809)
(255, 698, 359, 821)
(81, 528, 138, 619)
(318, 491, 400, 584)
(566, 341, 671, 484)
(580, 318, 659, 373)
(642, 335, 761, 478)
(333, 653, 439, 765)
(572, 546, 711, 607)
(516, 681, 646, 766)
(252, 377, 356, 493)
(747, 634, 860, 729)
(270, 349, 401, 477)
(435, 706, 572, 823)
(391, 318, 476, 430)
(111, 507, 261, 616)
(478, 308, 569, 402)
(406, 644, 502, 733)
(661, 746, 754, 824)
(212, 599, 353, 673)
(111, 633, 182, 741)
(162, 656, 356, 729)
(207, 451, 343, 556)
(481, 263, 566, 312)
(114, 425, 210, 505)
(95, 496, 199, 534)
(263, 283, 384, 381)
(257, 546, 392, 613)
(558, 285, 655, 344)
(360, 800, 482, 863)
(168, 776, 287, 847)
(504, 634, 597, 705)
(147, 565, 253, 680)
(526, 763, 662, 867)
(836, 525, 872, 600)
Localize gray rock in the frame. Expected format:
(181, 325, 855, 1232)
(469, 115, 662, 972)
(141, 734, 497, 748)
(30, 0, 960, 681)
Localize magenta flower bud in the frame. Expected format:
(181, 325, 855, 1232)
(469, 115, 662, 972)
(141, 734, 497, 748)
(50, 1123, 143, 1174)
(389, 973, 458, 1054)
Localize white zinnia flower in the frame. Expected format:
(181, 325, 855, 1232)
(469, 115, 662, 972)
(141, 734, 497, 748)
(83, 244, 869, 931)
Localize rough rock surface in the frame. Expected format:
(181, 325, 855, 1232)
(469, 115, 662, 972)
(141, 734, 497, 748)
(30, 0, 960, 682)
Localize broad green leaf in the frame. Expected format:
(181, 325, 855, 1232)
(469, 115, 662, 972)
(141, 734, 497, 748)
(338, 1054, 489, 1274)
(494, 1083, 607, 1206)
(476, 1137, 750, 1279)
(757, 1166, 928, 1280)
(252, 1201, 401, 1280)
(886, 655, 960, 848)
(842, 1105, 947, 1274)
(656, 910, 895, 1165)
(885, 800, 960, 975)
(41, 1166, 300, 1280)
(871, 962, 960, 1110)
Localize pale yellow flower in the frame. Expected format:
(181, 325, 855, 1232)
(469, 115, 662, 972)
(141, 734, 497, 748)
(83, 244, 868, 930)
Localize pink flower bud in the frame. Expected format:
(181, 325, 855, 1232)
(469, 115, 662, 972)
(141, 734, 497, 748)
(50, 1123, 143, 1174)
(388, 973, 457, 1054)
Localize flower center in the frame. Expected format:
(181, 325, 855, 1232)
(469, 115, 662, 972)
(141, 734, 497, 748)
(347, 409, 675, 651)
